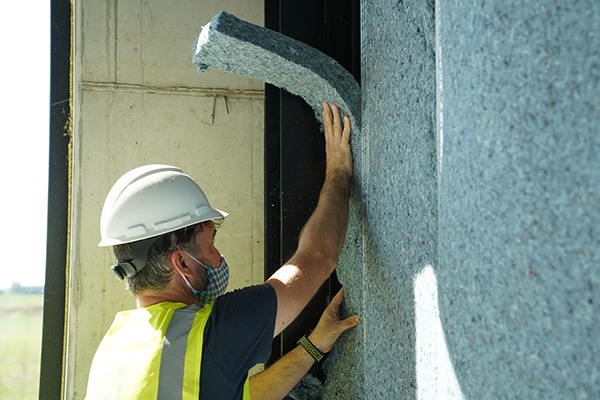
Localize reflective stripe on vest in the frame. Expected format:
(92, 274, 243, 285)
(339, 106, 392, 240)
(86, 302, 251, 400)
(158, 303, 207, 399)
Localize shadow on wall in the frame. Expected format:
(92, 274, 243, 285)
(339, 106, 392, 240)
(414, 265, 464, 399)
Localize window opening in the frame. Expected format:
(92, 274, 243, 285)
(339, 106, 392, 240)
(0, 1, 51, 399)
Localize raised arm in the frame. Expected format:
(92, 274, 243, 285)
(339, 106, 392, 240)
(267, 102, 353, 336)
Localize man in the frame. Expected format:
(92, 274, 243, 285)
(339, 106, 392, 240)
(86, 103, 355, 399)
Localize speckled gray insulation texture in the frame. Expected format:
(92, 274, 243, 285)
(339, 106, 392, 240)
(328, 0, 600, 398)
(436, 1, 600, 399)
(193, 11, 361, 131)
(324, 1, 437, 399)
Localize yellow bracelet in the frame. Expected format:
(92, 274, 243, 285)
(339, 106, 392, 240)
(297, 334, 325, 362)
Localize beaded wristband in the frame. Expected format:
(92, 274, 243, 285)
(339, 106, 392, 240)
(297, 335, 325, 362)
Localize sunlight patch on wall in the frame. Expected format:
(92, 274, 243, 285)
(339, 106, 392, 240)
(415, 265, 464, 399)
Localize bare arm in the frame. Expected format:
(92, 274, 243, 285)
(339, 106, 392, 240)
(250, 289, 358, 400)
(267, 102, 353, 336)
(249, 343, 314, 400)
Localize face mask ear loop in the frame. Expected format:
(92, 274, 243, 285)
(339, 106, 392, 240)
(179, 271, 201, 295)
(176, 247, 204, 295)
(178, 247, 212, 269)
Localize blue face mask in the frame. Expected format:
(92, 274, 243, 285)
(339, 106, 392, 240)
(179, 250, 230, 305)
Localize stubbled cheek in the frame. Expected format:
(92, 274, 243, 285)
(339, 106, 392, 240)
(208, 245, 222, 266)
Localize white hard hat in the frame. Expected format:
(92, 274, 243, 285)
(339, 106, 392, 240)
(98, 164, 228, 247)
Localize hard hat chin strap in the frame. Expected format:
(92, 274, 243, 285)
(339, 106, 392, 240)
(111, 238, 155, 280)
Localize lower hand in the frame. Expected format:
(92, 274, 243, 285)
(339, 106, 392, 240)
(308, 288, 358, 353)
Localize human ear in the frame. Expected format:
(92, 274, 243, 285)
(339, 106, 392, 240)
(170, 248, 192, 275)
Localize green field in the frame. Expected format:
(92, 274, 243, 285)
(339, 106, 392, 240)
(0, 292, 43, 400)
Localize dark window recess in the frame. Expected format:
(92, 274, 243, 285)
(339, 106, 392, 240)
(264, 0, 360, 379)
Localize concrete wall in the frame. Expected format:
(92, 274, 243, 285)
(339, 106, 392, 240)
(325, 1, 600, 399)
(67, 1, 264, 398)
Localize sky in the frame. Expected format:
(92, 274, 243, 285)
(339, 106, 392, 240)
(0, 2, 50, 289)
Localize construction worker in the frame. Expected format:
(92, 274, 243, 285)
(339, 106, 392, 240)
(85, 103, 356, 399)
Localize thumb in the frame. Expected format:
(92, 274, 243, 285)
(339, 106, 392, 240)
(338, 314, 359, 333)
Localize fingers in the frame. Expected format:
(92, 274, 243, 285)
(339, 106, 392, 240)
(322, 102, 353, 177)
(342, 115, 351, 143)
(324, 288, 346, 320)
(322, 102, 336, 143)
(322, 102, 333, 139)
(332, 104, 342, 134)
(309, 287, 359, 353)
(322, 102, 349, 139)
(341, 314, 359, 330)
(328, 288, 358, 330)
(331, 288, 358, 331)
(328, 287, 345, 309)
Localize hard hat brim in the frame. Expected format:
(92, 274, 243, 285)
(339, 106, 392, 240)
(99, 164, 229, 247)
(98, 207, 228, 247)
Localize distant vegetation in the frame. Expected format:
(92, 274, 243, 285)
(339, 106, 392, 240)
(0, 286, 43, 399)
(2, 282, 44, 295)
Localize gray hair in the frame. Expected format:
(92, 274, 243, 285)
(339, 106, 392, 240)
(113, 222, 213, 296)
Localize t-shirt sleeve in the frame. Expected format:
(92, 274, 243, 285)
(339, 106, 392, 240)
(202, 283, 277, 383)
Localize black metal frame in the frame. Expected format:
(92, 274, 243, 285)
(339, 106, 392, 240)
(39, 0, 71, 398)
(264, 0, 360, 376)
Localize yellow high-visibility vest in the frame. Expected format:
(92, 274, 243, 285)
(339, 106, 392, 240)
(85, 302, 251, 399)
